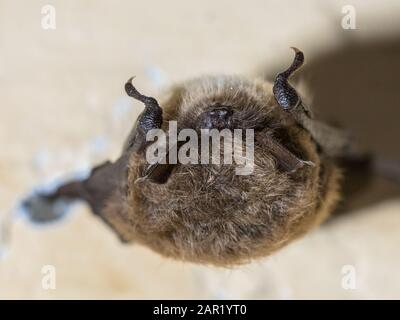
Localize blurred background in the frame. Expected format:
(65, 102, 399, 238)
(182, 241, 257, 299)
(0, 0, 400, 299)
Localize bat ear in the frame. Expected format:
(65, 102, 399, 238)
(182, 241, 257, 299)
(139, 162, 176, 184)
(273, 47, 304, 111)
(261, 133, 314, 173)
(137, 143, 177, 184)
(124, 78, 164, 153)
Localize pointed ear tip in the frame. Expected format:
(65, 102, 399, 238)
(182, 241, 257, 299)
(125, 77, 141, 98)
(125, 77, 133, 88)
(303, 160, 316, 167)
(134, 177, 146, 185)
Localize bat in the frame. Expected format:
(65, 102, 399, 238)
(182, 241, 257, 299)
(22, 48, 400, 266)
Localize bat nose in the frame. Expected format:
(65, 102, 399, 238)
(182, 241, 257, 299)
(200, 107, 233, 130)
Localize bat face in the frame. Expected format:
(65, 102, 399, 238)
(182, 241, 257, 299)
(123, 75, 340, 266)
(24, 49, 344, 267)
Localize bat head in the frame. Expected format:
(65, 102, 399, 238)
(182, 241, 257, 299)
(20, 49, 341, 266)
(123, 74, 338, 266)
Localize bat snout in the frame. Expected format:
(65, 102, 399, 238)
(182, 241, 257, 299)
(199, 107, 234, 130)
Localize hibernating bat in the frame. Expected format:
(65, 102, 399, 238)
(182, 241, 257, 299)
(23, 48, 400, 266)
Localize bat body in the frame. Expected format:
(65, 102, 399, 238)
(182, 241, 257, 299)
(23, 49, 395, 266)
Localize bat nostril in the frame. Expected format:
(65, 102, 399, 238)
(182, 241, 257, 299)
(200, 107, 233, 129)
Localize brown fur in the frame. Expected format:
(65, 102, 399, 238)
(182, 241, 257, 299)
(102, 76, 341, 266)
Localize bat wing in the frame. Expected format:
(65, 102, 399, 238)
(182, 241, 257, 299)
(22, 154, 133, 241)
